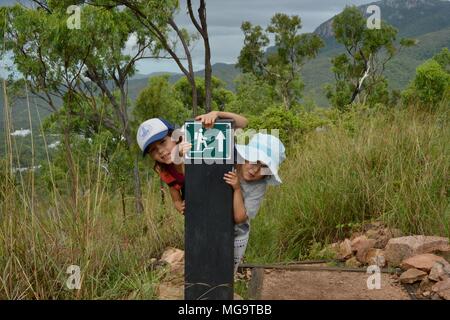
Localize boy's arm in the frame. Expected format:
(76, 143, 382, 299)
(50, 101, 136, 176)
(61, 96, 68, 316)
(168, 186, 185, 214)
(196, 111, 248, 129)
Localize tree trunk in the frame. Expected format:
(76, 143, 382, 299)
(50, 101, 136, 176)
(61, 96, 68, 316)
(133, 153, 144, 215)
(188, 0, 212, 113)
(121, 89, 144, 216)
(124, 130, 144, 215)
(189, 76, 198, 116)
(63, 126, 78, 209)
(199, 1, 212, 113)
(121, 187, 126, 222)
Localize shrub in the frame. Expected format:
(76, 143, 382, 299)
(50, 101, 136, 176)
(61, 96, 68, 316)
(403, 59, 450, 110)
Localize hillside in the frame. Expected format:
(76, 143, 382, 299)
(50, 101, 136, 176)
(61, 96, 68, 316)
(303, 25, 450, 105)
(315, 0, 450, 50)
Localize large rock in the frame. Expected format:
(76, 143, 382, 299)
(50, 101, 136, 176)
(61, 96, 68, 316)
(399, 268, 428, 284)
(432, 279, 450, 300)
(337, 239, 353, 260)
(419, 278, 434, 294)
(364, 249, 386, 267)
(384, 236, 449, 266)
(400, 254, 448, 272)
(345, 256, 362, 268)
(365, 227, 403, 249)
(351, 236, 376, 263)
(435, 248, 450, 263)
(160, 247, 185, 276)
(429, 262, 450, 282)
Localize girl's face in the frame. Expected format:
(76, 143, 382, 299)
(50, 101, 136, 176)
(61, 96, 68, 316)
(239, 161, 268, 182)
(147, 135, 177, 164)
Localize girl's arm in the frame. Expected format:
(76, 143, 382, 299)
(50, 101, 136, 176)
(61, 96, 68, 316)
(169, 186, 185, 214)
(196, 111, 248, 129)
(223, 171, 248, 224)
(231, 188, 248, 224)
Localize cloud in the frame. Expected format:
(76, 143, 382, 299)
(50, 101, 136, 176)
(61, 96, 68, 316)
(11, 129, 31, 137)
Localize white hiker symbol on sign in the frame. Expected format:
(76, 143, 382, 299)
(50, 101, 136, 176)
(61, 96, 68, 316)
(185, 122, 232, 160)
(195, 128, 209, 151)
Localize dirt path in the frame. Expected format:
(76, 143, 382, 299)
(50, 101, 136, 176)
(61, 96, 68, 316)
(254, 267, 410, 300)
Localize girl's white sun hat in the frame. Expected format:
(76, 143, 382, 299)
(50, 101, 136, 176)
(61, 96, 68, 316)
(235, 133, 286, 185)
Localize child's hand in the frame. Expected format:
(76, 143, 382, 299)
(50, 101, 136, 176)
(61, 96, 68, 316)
(195, 111, 219, 129)
(178, 141, 192, 157)
(174, 200, 185, 215)
(223, 171, 240, 191)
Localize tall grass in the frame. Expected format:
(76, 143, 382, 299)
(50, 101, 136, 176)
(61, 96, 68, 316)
(0, 159, 184, 299)
(247, 106, 450, 263)
(0, 82, 184, 299)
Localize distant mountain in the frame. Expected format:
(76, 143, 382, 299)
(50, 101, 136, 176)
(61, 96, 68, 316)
(314, 0, 450, 50)
(184, 0, 450, 106)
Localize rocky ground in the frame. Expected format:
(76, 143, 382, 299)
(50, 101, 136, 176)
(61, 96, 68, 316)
(151, 221, 450, 300)
(323, 221, 450, 300)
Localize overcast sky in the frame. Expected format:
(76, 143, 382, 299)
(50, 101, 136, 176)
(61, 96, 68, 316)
(0, 0, 372, 75)
(147, 0, 371, 73)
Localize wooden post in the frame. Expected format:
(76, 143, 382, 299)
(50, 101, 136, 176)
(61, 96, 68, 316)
(184, 120, 234, 300)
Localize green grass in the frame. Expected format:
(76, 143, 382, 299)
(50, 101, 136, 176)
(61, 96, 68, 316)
(246, 105, 450, 264)
(0, 155, 184, 299)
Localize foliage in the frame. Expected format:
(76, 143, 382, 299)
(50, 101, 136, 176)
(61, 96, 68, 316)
(133, 75, 189, 127)
(237, 13, 324, 109)
(432, 48, 450, 73)
(247, 107, 301, 144)
(247, 106, 329, 145)
(173, 76, 234, 113)
(226, 73, 276, 115)
(325, 6, 414, 110)
(402, 59, 450, 109)
(246, 107, 450, 262)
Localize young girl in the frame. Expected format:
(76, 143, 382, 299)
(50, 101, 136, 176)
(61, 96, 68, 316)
(224, 133, 286, 273)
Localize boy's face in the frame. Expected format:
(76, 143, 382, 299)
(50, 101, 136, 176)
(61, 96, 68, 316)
(148, 135, 177, 164)
(240, 161, 268, 182)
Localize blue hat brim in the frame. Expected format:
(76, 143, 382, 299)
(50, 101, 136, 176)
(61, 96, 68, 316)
(142, 129, 169, 157)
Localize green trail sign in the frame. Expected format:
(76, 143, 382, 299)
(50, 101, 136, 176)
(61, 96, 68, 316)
(185, 121, 232, 160)
(184, 119, 235, 300)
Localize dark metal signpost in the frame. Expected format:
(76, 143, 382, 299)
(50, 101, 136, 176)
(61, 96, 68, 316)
(184, 120, 234, 300)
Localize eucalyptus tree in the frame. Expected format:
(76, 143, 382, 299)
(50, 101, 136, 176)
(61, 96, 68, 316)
(237, 14, 324, 110)
(1, 1, 166, 214)
(325, 6, 415, 110)
(91, 0, 213, 115)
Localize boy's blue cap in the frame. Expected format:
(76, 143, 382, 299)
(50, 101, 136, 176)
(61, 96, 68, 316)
(137, 118, 174, 157)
